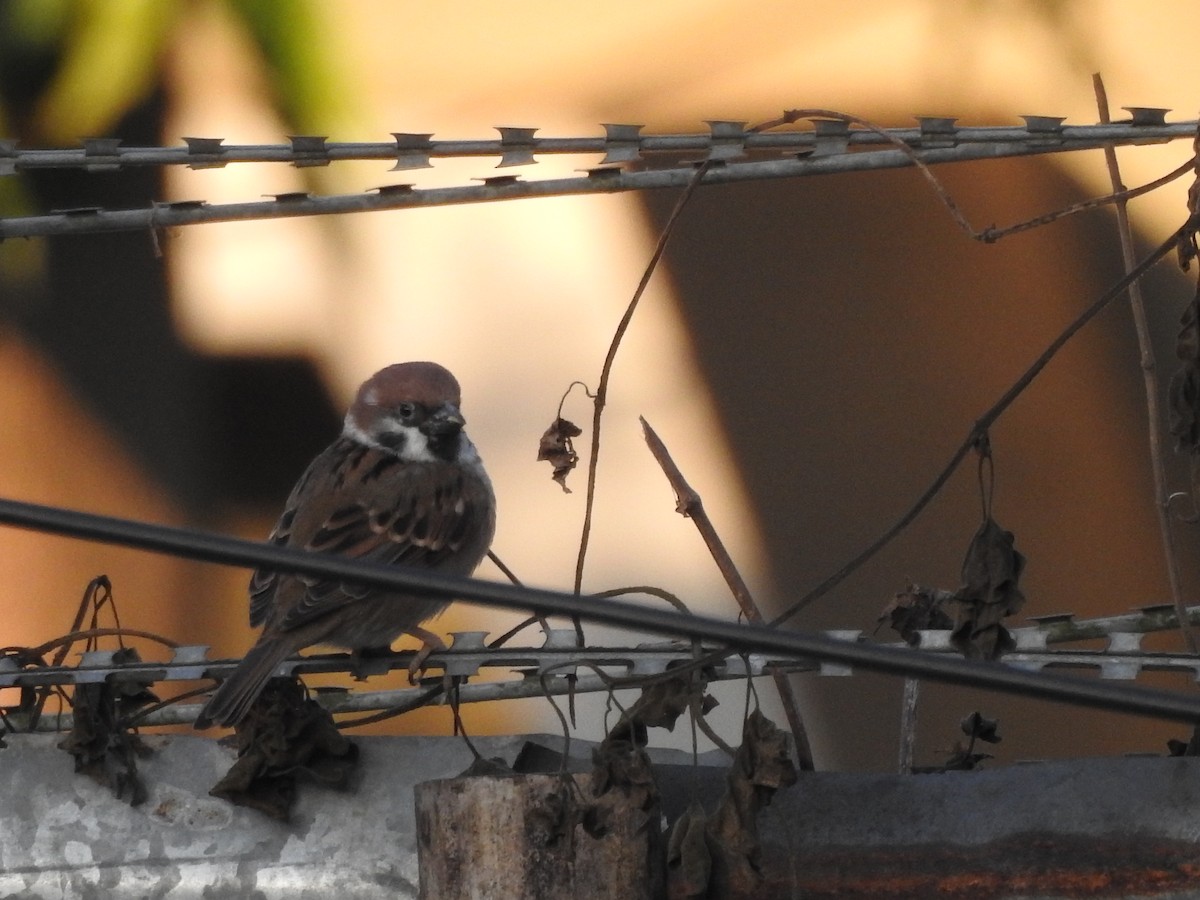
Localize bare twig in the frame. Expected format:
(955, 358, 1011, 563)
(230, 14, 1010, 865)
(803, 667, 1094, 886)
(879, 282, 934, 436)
(640, 416, 815, 770)
(773, 220, 1193, 625)
(897, 678, 920, 775)
(595, 585, 693, 614)
(483, 550, 555, 647)
(1093, 73, 1197, 654)
(572, 160, 713, 594)
(765, 108, 1193, 245)
(486, 549, 524, 587)
(982, 158, 1195, 242)
(762, 108, 983, 238)
(30, 627, 180, 659)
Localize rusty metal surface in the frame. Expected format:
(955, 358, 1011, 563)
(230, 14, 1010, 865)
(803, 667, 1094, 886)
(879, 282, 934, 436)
(661, 756, 1200, 899)
(4, 733, 1200, 898)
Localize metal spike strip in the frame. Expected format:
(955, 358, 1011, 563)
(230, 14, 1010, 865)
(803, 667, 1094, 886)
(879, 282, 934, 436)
(0, 113, 1186, 173)
(0, 114, 1194, 239)
(6, 602, 1200, 730)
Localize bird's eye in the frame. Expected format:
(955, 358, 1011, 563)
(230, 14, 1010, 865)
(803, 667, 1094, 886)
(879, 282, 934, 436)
(397, 402, 417, 421)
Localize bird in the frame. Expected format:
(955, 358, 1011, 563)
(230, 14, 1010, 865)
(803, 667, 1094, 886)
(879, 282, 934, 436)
(194, 361, 495, 729)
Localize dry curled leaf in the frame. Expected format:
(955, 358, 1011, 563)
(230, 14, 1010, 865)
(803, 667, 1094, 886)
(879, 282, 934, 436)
(951, 516, 1026, 660)
(58, 648, 157, 807)
(590, 735, 658, 812)
(631, 670, 716, 733)
(209, 677, 358, 821)
(705, 711, 798, 894)
(961, 711, 1002, 744)
(878, 584, 955, 644)
(667, 801, 711, 899)
(537, 417, 583, 492)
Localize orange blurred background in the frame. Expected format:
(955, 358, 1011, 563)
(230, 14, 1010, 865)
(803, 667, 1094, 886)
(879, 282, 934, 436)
(3, 0, 1200, 769)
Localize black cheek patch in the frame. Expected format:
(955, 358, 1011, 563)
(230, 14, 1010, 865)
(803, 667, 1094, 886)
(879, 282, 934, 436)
(376, 430, 408, 452)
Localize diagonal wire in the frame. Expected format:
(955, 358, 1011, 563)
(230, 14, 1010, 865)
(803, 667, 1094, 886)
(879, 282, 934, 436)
(2, 496, 1200, 722)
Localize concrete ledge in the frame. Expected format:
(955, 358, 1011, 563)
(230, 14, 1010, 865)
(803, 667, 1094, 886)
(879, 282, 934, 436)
(2, 734, 1200, 898)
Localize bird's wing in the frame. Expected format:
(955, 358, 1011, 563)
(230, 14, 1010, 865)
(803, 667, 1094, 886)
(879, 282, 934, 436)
(249, 439, 493, 634)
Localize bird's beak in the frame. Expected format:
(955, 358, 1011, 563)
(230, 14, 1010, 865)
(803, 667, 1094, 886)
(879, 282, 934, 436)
(422, 404, 465, 438)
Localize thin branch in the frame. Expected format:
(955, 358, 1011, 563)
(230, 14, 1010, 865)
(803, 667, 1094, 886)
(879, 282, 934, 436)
(772, 219, 1194, 625)
(765, 108, 1193, 244)
(572, 160, 713, 594)
(982, 158, 1194, 242)
(595, 585, 694, 614)
(897, 678, 920, 775)
(640, 416, 815, 770)
(1093, 73, 1198, 654)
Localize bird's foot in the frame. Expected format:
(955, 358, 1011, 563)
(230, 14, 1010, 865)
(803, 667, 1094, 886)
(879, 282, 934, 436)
(405, 627, 447, 684)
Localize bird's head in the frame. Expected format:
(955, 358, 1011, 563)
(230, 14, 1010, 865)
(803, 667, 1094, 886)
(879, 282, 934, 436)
(344, 361, 469, 462)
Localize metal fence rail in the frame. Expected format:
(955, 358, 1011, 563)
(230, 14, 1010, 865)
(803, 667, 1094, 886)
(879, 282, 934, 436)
(0, 112, 1194, 239)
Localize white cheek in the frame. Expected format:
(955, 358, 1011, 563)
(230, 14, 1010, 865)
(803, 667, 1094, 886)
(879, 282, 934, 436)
(343, 410, 374, 445)
(399, 428, 438, 462)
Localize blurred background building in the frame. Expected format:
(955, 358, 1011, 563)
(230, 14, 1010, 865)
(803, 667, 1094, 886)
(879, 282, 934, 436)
(2, 0, 1200, 769)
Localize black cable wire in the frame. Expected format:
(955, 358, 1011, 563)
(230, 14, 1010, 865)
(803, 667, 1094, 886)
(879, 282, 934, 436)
(1, 495, 1199, 723)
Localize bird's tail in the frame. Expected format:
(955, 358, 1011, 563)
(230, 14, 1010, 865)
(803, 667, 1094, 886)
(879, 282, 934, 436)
(193, 638, 295, 729)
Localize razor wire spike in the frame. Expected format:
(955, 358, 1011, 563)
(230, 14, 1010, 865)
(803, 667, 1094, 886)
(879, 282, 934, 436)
(81, 137, 122, 172)
(1021, 115, 1067, 148)
(705, 120, 748, 161)
(916, 116, 959, 149)
(159, 199, 206, 212)
(818, 661, 853, 676)
(1003, 657, 1047, 673)
(390, 133, 434, 170)
(474, 174, 521, 187)
(82, 137, 121, 155)
(1021, 115, 1067, 133)
(1099, 659, 1140, 680)
(448, 631, 488, 650)
(167, 644, 212, 680)
(1137, 602, 1177, 616)
(811, 118, 851, 157)
(1124, 107, 1171, 127)
(496, 126, 538, 168)
(0, 139, 16, 176)
(1106, 632, 1144, 653)
(600, 123, 643, 165)
(289, 135, 330, 168)
(441, 632, 489, 676)
(816, 629, 862, 675)
(581, 165, 624, 178)
(627, 655, 671, 676)
(76, 650, 120, 683)
(370, 183, 415, 196)
(1010, 626, 1048, 651)
(266, 191, 310, 202)
(182, 136, 227, 169)
(912, 630, 955, 651)
(540, 629, 581, 650)
(1027, 612, 1076, 623)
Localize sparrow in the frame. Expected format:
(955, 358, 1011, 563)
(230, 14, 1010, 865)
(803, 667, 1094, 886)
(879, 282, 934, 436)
(194, 361, 495, 729)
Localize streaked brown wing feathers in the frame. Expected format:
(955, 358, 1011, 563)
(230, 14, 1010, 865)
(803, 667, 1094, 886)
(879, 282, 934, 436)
(255, 445, 489, 634)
